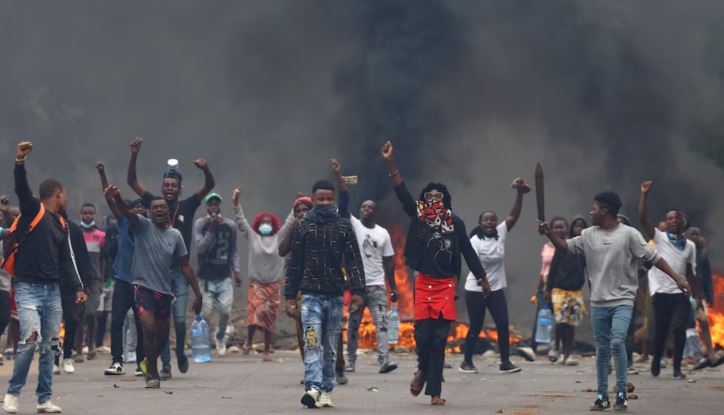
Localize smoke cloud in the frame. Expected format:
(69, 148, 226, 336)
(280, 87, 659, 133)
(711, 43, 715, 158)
(2, 1, 723, 331)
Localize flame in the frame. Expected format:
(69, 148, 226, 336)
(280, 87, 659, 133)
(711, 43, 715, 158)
(390, 225, 414, 320)
(344, 225, 522, 353)
(707, 271, 724, 348)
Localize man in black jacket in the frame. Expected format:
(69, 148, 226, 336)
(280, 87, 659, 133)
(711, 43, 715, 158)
(284, 180, 365, 409)
(4, 141, 88, 414)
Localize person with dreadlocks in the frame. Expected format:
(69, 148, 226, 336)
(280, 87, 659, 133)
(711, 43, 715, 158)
(545, 216, 587, 366)
(639, 180, 697, 380)
(127, 137, 215, 379)
(232, 188, 295, 361)
(459, 177, 529, 375)
(380, 141, 489, 406)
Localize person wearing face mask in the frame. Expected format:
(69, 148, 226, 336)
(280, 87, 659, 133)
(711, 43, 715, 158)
(76, 203, 106, 362)
(284, 180, 365, 409)
(380, 141, 489, 406)
(639, 181, 697, 380)
(193, 193, 240, 358)
(232, 188, 295, 362)
(460, 177, 529, 375)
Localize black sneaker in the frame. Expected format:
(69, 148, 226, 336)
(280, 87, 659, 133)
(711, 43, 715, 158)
(344, 362, 355, 373)
(693, 358, 710, 370)
(177, 354, 189, 374)
(672, 369, 687, 380)
(651, 359, 661, 377)
(160, 367, 172, 381)
(379, 361, 398, 374)
(301, 388, 320, 409)
(613, 393, 628, 412)
(498, 361, 521, 373)
(590, 395, 611, 411)
(458, 361, 479, 373)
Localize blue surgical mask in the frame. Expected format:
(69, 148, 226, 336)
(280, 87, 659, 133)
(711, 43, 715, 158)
(81, 221, 95, 229)
(259, 223, 273, 235)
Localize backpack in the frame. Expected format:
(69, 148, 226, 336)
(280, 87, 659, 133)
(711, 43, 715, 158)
(1, 204, 66, 276)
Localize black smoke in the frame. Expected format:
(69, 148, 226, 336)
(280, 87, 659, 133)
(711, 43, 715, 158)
(1, 1, 723, 331)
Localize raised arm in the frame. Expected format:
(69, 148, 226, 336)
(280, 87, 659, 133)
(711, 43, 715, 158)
(192, 159, 215, 199)
(505, 178, 529, 232)
(380, 141, 417, 217)
(638, 180, 656, 240)
(330, 159, 350, 218)
(538, 221, 570, 252)
(231, 188, 251, 238)
(14, 141, 41, 216)
(108, 186, 140, 229)
(279, 226, 293, 257)
(126, 137, 147, 197)
(96, 162, 110, 192)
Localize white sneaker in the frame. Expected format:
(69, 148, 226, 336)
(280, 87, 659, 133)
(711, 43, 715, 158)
(2, 394, 18, 413)
(215, 337, 227, 357)
(53, 364, 61, 375)
(36, 400, 62, 413)
(319, 392, 334, 408)
(62, 359, 75, 374)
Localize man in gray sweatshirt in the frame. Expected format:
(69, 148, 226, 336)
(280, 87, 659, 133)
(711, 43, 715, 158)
(538, 191, 690, 412)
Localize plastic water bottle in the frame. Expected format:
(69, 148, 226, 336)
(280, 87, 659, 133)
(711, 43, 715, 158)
(535, 307, 553, 344)
(387, 306, 400, 345)
(190, 315, 212, 363)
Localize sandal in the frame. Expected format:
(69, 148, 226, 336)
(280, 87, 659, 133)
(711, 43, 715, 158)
(431, 396, 446, 406)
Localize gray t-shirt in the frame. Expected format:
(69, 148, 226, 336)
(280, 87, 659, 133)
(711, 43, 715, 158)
(131, 215, 188, 295)
(567, 224, 660, 308)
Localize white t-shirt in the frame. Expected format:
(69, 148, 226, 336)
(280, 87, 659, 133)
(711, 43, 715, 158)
(648, 229, 696, 296)
(465, 222, 508, 292)
(350, 216, 394, 287)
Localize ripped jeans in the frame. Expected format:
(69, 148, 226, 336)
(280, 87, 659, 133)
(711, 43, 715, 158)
(7, 282, 63, 404)
(301, 295, 343, 393)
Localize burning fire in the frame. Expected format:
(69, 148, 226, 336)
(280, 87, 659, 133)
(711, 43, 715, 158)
(707, 272, 724, 348)
(345, 225, 521, 353)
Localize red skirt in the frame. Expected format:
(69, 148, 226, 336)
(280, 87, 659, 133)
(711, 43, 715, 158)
(414, 273, 456, 321)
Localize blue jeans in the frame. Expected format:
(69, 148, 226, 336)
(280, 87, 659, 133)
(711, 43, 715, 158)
(347, 286, 389, 364)
(301, 295, 343, 393)
(200, 278, 233, 340)
(591, 305, 633, 396)
(7, 282, 63, 404)
(161, 268, 188, 368)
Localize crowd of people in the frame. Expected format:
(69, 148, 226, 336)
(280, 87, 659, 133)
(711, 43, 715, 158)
(0, 138, 718, 413)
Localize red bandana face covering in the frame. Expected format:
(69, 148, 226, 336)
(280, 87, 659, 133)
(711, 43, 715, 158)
(417, 200, 454, 233)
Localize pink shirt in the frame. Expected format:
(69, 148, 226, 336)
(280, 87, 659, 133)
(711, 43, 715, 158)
(539, 242, 555, 284)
